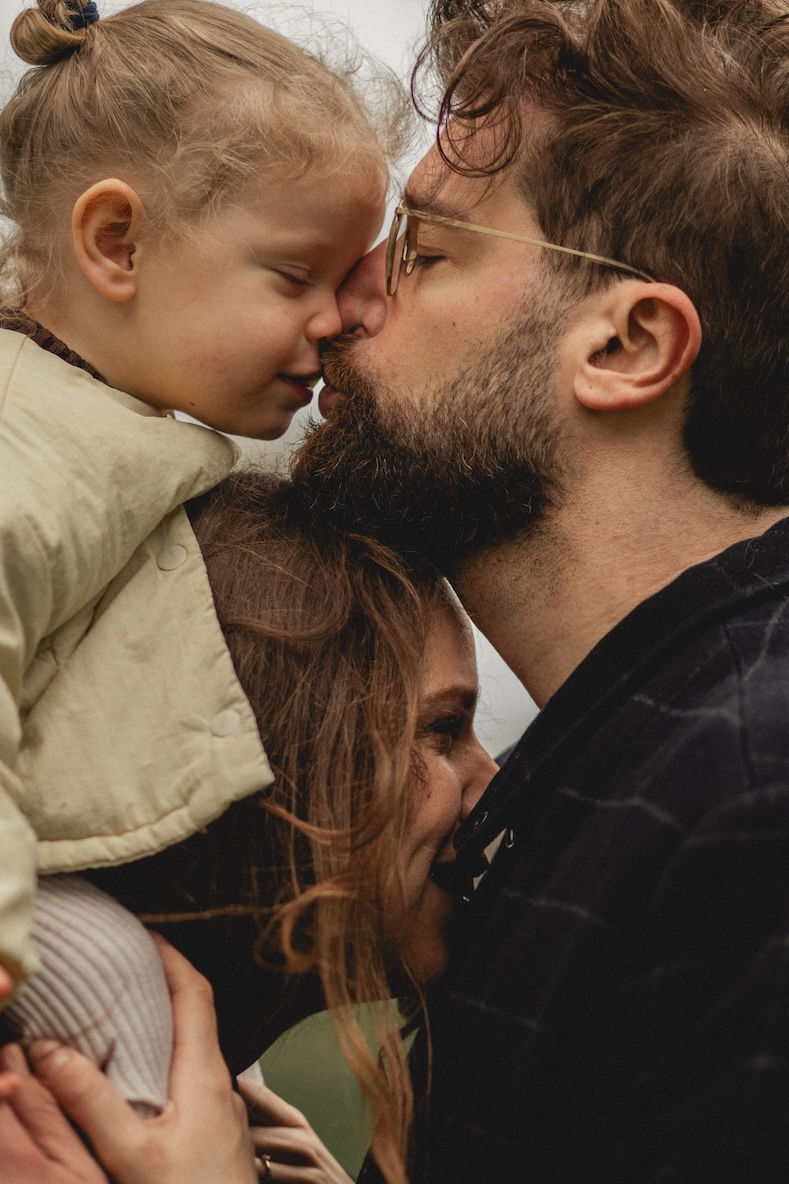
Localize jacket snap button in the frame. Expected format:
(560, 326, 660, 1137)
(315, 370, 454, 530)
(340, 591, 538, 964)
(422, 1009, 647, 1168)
(211, 709, 241, 737)
(504, 827, 516, 848)
(472, 810, 489, 830)
(157, 544, 187, 571)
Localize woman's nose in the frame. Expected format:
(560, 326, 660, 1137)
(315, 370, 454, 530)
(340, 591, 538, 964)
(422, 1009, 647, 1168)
(337, 239, 388, 337)
(460, 740, 499, 821)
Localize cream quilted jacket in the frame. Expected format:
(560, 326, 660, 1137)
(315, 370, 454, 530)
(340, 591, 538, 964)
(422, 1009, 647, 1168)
(0, 330, 272, 987)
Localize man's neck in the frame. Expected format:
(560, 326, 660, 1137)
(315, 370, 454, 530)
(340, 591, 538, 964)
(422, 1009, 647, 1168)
(455, 483, 789, 708)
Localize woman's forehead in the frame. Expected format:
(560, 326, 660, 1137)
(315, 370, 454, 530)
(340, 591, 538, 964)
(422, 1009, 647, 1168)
(420, 602, 478, 702)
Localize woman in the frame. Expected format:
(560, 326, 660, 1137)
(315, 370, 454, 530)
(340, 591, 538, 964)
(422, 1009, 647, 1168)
(0, 471, 497, 1184)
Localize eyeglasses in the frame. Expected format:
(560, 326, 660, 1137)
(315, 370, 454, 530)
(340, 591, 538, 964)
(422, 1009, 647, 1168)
(385, 203, 654, 296)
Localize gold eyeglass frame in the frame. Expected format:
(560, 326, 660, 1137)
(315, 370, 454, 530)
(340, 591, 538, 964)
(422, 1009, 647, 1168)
(385, 203, 654, 296)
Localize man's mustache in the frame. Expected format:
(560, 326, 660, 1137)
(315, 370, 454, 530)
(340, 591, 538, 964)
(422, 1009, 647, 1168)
(318, 333, 359, 387)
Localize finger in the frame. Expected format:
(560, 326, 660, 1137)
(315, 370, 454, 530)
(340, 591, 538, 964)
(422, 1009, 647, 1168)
(3, 1049, 109, 1178)
(0, 1071, 22, 1102)
(0, 1044, 26, 1104)
(252, 1155, 315, 1184)
(0, 1100, 42, 1181)
(0, 1098, 109, 1184)
(0, 965, 14, 1000)
(251, 1126, 355, 1184)
(238, 1080, 310, 1129)
(151, 934, 231, 1093)
(29, 1040, 142, 1170)
(0, 1043, 29, 1073)
(251, 1126, 327, 1165)
(252, 1150, 353, 1184)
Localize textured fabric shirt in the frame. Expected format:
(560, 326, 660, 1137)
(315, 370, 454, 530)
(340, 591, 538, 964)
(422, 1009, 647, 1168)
(0, 327, 273, 986)
(366, 517, 789, 1184)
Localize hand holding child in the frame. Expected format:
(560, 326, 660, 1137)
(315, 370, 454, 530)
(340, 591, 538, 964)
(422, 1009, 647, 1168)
(0, 937, 257, 1184)
(0, 1043, 109, 1184)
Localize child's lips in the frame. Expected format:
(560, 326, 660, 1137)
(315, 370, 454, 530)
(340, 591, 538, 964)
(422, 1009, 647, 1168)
(277, 371, 321, 404)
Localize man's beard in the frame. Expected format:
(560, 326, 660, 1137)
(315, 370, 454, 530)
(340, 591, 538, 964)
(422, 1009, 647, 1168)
(291, 312, 565, 577)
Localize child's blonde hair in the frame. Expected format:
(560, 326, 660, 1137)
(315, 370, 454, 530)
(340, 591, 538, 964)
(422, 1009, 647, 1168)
(1, 0, 408, 303)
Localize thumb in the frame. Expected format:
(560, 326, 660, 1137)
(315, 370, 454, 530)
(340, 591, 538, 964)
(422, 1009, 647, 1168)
(30, 1040, 143, 1170)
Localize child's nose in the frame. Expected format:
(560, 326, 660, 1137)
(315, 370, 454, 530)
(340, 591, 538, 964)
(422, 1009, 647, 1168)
(307, 295, 343, 343)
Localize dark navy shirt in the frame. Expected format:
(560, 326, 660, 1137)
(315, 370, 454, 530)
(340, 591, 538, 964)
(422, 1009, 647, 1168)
(365, 518, 789, 1183)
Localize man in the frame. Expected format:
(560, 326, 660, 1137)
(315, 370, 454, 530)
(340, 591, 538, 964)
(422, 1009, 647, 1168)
(291, 0, 789, 1179)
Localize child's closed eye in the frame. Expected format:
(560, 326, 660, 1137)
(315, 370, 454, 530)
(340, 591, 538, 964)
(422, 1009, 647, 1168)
(275, 271, 312, 288)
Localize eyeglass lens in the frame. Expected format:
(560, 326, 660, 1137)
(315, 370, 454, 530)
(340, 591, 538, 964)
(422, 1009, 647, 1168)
(386, 209, 420, 296)
(386, 209, 405, 296)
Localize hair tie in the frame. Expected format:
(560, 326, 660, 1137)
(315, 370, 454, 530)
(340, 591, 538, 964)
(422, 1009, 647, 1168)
(69, 2, 100, 29)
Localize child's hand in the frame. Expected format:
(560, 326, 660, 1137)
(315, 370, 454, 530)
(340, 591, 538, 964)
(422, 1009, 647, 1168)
(238, 1077, 354, 1184)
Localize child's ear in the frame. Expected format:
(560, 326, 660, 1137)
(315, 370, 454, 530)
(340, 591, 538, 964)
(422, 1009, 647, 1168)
(71, 180, 145, 303)
(572, 283, 702, 412)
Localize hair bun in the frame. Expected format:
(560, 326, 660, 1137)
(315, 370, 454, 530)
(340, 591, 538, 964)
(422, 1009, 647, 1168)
(11, 1, 99, 66)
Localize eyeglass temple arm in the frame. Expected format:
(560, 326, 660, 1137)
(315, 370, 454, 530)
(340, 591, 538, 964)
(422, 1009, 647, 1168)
(397, 205, 654, 283)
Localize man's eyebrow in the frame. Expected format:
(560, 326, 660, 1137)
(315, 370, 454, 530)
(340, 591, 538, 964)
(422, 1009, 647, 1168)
(401, 189, 469, 221)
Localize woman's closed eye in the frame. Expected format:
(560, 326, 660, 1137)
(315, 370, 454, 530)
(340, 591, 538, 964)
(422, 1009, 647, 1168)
(421, 713, 466, 755)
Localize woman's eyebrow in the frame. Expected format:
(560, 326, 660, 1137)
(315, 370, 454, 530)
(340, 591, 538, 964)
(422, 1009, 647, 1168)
(418, 687, 479, 712)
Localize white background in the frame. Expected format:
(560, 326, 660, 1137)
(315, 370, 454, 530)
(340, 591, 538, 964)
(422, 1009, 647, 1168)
(0, 0, 538, 755)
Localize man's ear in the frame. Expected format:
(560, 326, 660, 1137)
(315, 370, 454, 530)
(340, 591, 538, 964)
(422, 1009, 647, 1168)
(572, 283, 702, 412)
(71, 180, 146, 303)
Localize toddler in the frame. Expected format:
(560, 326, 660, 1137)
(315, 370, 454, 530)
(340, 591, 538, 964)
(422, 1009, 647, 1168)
(0, 0, 397, 1108)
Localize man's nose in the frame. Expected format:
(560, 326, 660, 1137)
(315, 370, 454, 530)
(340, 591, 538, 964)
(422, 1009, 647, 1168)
(337, 239, 388, 338)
